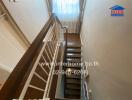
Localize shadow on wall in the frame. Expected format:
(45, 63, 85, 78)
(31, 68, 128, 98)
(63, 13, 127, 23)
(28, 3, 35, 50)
(0, 67, 10, 90)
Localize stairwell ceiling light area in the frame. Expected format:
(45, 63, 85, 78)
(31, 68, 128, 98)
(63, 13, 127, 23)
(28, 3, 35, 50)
(52, 0, 80, 21)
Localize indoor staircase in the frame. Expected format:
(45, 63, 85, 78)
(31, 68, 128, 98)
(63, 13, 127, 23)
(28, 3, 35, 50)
(64, 33, 81, 99)
(0, 14, 89, 99)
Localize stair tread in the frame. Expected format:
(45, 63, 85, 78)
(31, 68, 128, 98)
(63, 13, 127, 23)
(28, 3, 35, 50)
(67, 45, 81, 48)
(65, 64, 81, 67)
(55, 98, 80, 100)
(66, 84, 80, 90)
(65, 95, 80, 99)
(66, 66, 81, 69)
(65, 89, 80, 95)
(65, 68, 81, 75)
(66, 79, 81, 84)
(66, 58, 81, 63)
(66, 68, 80, 71)
(66, 53, 81, 58)
(67, 48, 81, 53)
(66, 75, 81, 79)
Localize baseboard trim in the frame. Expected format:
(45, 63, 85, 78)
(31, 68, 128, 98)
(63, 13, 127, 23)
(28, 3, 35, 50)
(0, 63, 12, 73)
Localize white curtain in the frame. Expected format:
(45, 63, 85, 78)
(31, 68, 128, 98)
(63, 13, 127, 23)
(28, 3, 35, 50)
(52, 0, 80, 33)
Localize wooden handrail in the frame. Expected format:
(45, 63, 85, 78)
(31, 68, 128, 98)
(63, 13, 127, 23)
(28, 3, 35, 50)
(0, 15, 55, 100)
(55, 16, 63, 27)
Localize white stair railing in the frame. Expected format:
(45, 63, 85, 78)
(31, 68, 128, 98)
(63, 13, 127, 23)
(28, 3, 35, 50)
(81, 63, 91, 100)
(19, 16, 65, 99)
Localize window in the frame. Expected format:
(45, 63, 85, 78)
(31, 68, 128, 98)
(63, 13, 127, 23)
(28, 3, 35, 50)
(52, 0, 80, 21)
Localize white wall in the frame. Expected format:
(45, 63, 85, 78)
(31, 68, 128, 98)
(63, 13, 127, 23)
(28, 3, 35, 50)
(0, 0, 49, 89)
(81, 0, 132, 100)
(3, 0, 49, 43)
(0, 17, 26, 71)
(0, 67, 10, 90)
(0, 17, 27, 88)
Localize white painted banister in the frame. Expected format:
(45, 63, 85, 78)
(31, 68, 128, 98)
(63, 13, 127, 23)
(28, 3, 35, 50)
(18, 16, 65, 99)
(81, 63, 90, 100)
(0, 13, 7, 19)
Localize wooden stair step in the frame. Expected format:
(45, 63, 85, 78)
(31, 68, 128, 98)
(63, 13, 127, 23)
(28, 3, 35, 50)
(66, 48, 81, 53)
(66, 33, 80, 36)
(66, 68, 80, 71)
(65, 64, 81, 67)
(66, 79, 81, 84)
(55, 98, 80, 100)
(65, 68, 81, 75)
(66, 75, 81, 79)
(67, 45, 81, 48)
(66, 65, 81, 69)
(65, 95, 80, 99)
(66, 53, 81, 58)
(66, 84, 80, 90)
(65, 89, 80, 95)
(66, 58, 81, 63)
